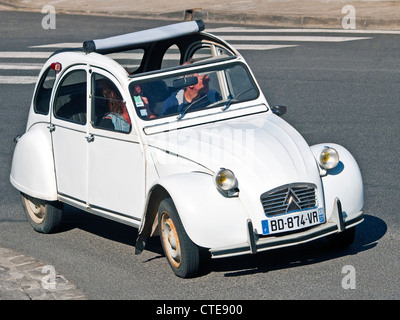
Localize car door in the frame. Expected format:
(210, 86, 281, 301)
(51, 66, 89, 203)
(87, 69, 145, 221)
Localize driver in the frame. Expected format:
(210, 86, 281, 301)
(161, 70, 220, 116)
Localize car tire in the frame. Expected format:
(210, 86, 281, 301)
(21, 193, 63, 234)
(327, 227, 356, 249)
(158, 197, 200, 278)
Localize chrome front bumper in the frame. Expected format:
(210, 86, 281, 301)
(210, 198, 364, 259)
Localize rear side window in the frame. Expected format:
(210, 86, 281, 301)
(161, 44, 181, 69)
(54, 70, 87, 125)
(108, 48, 145, 74)
(34, 67, 56, 114)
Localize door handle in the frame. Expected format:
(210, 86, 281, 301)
(85, 134, 94, 143)
(48, 124, 55, 132)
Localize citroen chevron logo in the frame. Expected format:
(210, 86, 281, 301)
(284, 188, 302, 213)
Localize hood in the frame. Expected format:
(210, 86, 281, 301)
(147, 113, 321, 194)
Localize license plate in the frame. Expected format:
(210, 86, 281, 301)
(262, 208, 325, 235)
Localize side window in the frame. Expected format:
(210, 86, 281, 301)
(54, 70, 87, 125)
(189, 43, 232, 62)
(190, 46, 214, 61)
(34, 67, 56, 114)
(91, 73, 131, 133)
(108, 48, 145, 75)
(161, 44, 181, 69)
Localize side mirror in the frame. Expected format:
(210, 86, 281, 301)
(271, 105, 287, 116)
(173, 76, 198, 89)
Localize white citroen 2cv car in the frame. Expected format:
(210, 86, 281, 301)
(10, 20, 364, 277)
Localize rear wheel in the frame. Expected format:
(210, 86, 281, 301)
(21, 193, 63, 234)
(158, 198, 200, 278)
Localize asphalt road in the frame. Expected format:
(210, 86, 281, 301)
(0, 11, 399, 300)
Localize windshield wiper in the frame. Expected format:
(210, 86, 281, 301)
(176, 87, 255, 120)
(220, 88, 255, 112)
(177, 94, 208, 120)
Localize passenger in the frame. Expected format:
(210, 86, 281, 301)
(161, 60, 220, 116)
(98, 82, 131, 132)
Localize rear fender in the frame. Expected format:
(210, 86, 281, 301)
(10, 124, 57, 201)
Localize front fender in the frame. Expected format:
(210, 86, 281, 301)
(311, 143, 364, 222)
(145, 172, 251, 250)
(10, 124, 57, 201)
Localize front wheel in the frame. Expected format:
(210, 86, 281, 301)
(21, 193, 63, 234)
(158, 198, 200, 278)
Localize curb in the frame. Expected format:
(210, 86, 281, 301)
(0, 247, 86, 300)
(0, 1, 399, 30)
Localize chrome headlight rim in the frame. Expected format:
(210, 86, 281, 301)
(214, 168, 237, 192)
(319, 146, 340, 170)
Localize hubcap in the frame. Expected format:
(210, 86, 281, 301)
(161, 212, 181, 268)
(24, 196, 45, 224)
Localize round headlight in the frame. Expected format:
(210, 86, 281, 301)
(319, 147, 339, 170)
(214, 168, 236, 191)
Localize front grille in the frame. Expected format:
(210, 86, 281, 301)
(260, 183, 317, 217)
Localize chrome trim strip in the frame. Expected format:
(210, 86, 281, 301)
(58, 194, 141, 228)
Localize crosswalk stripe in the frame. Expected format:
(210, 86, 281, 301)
(0, 76, 37, 84)
(206, 27, 400, 35)
(232, 44, 297, 50)
(29, 43, 81, 48)
(0, 63, 43, 70)
(26, 44, 300, 52)
(0, 52, 200, 60)
(218, 35, 371, 42)
(0, 52, 52, 59)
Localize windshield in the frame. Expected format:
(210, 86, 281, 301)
(129, 62, 259, 120)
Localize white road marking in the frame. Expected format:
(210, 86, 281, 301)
(232, 44, 297, 50)
(29, 43, 81, 48)
(0, 76, 37, 84)
(0, 51, 52, 58)
(0, 63, 43, 70)
(207, 27, 400, 34)
(219, 35, 372, 42)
